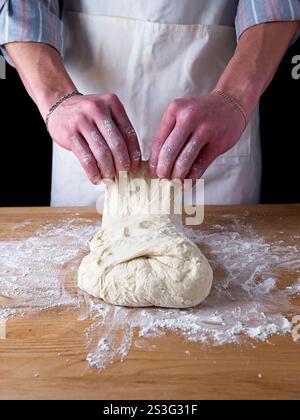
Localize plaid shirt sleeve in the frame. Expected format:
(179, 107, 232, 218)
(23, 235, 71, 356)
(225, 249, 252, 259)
(0, 0, 63, 64)
(236, 0, 300, 39)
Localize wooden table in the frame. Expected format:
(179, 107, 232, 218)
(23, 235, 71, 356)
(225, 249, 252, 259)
(0, 205, 299, 400)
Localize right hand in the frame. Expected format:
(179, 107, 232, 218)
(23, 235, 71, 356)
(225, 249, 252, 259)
(47, 93, 141, 184)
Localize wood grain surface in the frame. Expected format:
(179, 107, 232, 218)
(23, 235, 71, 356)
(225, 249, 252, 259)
(0, 205, 299, 400)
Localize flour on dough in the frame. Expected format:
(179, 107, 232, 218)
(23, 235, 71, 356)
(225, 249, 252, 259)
(78, 164, 213, 308)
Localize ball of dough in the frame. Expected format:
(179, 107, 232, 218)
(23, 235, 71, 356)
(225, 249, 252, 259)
(78, 165, 213, 308)
(78, 215, 213, 308)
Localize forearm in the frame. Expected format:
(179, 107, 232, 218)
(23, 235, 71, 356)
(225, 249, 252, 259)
(5, 42, 76, 119)
(215, 21, 299, 120)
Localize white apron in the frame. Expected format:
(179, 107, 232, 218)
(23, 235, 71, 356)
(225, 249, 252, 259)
(51, 0, 261, 206)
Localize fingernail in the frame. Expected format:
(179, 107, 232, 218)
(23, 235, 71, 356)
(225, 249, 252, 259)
(102, 177, 114, 186)
(92, 176, 102, 185)
(156, 169, 164, 178)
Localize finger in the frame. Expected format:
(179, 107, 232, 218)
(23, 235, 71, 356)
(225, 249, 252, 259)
(71, 135, 102, 184)
(171, 137, 206, 180)
(80, 123, 115, 180)
(149, 110, 176, 177)
(95, 114, 131, 175)
(186, 144, 216, 185)
(156, 124, 192, 179)
(110, 97, 141, 172)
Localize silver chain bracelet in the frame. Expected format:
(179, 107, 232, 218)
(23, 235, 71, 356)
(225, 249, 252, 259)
(45, 90, 83, 130)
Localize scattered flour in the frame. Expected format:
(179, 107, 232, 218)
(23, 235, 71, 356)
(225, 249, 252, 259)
(0, 214, 299, 370)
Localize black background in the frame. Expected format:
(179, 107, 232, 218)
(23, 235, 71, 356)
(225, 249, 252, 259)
(0, 38, 299, 207)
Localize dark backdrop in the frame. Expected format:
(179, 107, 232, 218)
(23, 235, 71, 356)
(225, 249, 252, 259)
(0, 38, 299, 206)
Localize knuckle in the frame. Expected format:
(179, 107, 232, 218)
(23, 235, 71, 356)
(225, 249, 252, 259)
(67, 127, 78, 141)
(80, 153, 93, 167)
(105, 92, 119, 104)
(184, 139, 199, 156)
(69, 134, 81, 150)
(161, 142, 175, 156)
(84, 100, 98, 113)
(90, 130, 102, 144)
(199, 122, 215, 138)
(72, 112, 87, 127)
(103, 118, 115, 135)
(168, 99, 182, 113)
(111, 137, 124, 151)
(178, 110, 193, 124)
(95, 147, 110, 161)
(176, 157, 187, 168)
(93, 99, 106, 114)
(125, 126, 137, 138)
(131, 149, 141, 161)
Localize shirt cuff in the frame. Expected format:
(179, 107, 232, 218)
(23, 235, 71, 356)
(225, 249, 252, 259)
(0, 0, 63, 67)
(235, 0, 300, 40)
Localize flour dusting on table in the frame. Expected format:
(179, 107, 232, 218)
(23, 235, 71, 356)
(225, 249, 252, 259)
(0, 214, 299, 370)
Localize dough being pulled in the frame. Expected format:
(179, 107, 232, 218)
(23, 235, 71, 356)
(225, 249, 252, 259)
(78, 164, 213, 308)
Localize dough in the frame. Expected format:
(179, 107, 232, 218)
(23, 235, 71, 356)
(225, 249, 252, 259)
(78, 164, 213, 308)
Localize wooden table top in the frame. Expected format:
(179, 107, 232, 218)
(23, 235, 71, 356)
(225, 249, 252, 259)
(0, 205, 299, 400)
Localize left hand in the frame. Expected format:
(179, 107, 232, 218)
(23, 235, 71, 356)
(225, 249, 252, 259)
(149, 94, 247, 182)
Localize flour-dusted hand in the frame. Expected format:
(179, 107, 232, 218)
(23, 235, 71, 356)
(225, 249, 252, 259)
(47, 93, 141, 184)
(149, 94, 247, 182)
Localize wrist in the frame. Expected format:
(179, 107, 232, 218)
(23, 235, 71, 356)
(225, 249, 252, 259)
(211, 88, 247, 130)
(37, 83, 78, 120)
(214, 47, 265, 120)
(214, 77, 261, 121)
(45, 90, 83, 130)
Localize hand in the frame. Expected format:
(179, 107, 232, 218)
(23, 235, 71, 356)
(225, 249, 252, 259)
(149, 94, 247, 183)
(47, 93, 141, 184)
